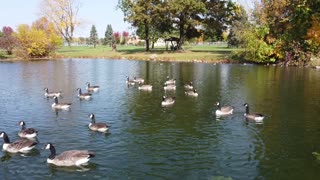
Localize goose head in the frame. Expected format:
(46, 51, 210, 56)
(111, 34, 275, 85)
(76, 88, 82, 94)
(53, 96, 59, 104)
(19, 120, 26, 126)
(89, 113, 96, 123)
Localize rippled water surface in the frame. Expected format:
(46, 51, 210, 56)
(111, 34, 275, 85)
(0, 59, 320, 180)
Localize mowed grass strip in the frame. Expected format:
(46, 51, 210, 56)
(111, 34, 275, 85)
(55, 44, 236, 62)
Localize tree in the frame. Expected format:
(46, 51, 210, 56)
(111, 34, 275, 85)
(113, 32, 121, 44)
(167, 0, 206, 50)
(227, 4, 249, 47)
(39, 0, 81, 47)
(0, 26, 17, 55)
(89, 25, 98, 48)
(121, 31, 129, 45)
(103, 24, 114, 46)
(119, 0, 164, 51)
(202, 0, 237, 42)
(15, 18, 63, 57)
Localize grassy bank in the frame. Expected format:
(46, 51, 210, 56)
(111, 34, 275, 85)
(54, 44, 236, 63)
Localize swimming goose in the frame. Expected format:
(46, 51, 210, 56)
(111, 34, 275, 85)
(185, 89, 199, 97)
(52, 96, 71, 110)
(184, 82, 194, 90)
(44, 88, 62, 98)
(18, 121, 38, 139)
(86, 82, 100, 92)
(44, 143, 95, 167)
(243, 103, 265, 122)
(88, 113, 110, 133)
(77, 88, 92, 100)
(126, 77, 135, 86)
(133, 77, 144, 84)
(215, 102, 234, 116)
(164, 84, 176, 90)
(0, 131, 37, 153)
(161, 96, 176, 106)
(164, 77, 176, 85)
(138, 84, 152, 91)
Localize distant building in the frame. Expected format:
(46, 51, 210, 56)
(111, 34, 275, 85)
(126, 35, 145, 46)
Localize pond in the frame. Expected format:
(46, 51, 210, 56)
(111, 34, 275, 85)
(0, 59, 320, 179)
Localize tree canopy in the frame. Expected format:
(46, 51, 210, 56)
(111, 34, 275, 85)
(89, 25, 98, 48)
(119, 0, 236, 51)
(39, 0, 81, 47)
(15, 17, 63, 57)
(231, 0, 320, 64)
(103, 24, 114, 46)
(0, 26, 17, 55)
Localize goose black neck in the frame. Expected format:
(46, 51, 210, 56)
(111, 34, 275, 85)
(48, 145, 56, 159)
(91, 117, 96, 124)
(45, 88, 49, 93)
(217, 103, 221, 110)
(245, 105, 249, 114)
(54, 97, 58, 104)
(21, 125, 26, 130)
(2, 133, 10, 143)
(78, 88, 82, 95)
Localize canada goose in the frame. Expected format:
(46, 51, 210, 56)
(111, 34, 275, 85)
(184, 82, 194, 90)
(243, 103, 265, 122)
(133, 77, 144, 84)
(88, 113, 110, 133)
(138, 84, 152, 91)
(0, 131, 37, 153)
(185, 89, 199, 97)
(164, 77, 176, 85)
(18, 121, 38, 139)
(161, 96, 176, 106)
(52, 96, 71, 110)
(215, 102, 234, 116)
(44, 88, 62, 98)
(44, 143, 95, 167)
(164, 84, 176, 90)
(76, 88, 92, 100)
(86, 82, 100, 92)
(126, 77, 135, 85)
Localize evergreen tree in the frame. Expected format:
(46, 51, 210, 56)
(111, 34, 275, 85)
(89, 25, 99, 48)
(104, 24, 114, 46)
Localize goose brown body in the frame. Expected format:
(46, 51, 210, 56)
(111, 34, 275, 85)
(0, 131, 37, 153)
(45, 143, 95, 166)
(88, 113, 110, 132)
(18, 121, 38, 138)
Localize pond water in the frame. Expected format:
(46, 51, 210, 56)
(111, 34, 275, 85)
(0, 59, 320, 180)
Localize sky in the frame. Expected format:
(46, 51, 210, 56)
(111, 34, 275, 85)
(0, 0, 131, 38)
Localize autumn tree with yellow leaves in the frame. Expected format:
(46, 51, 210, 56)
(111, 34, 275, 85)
(15, 17, 63, 57)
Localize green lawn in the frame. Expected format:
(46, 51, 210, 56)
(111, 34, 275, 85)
(1, 44, 237, 62)
(55, 44, 236, 62)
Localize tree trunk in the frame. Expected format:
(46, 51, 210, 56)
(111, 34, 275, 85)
(177, 28, 185, 50)
(144, 20, 150, 52)
(177, 17, 185, 50)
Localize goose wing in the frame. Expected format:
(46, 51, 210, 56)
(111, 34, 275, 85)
(221, 106, 234, 112)
(24, 128, 37, 134)
(55, 150, 95, 162)
(9, 139, 37, 150)
(91, 122, 108, 129)
(20, 128, 37, 136)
